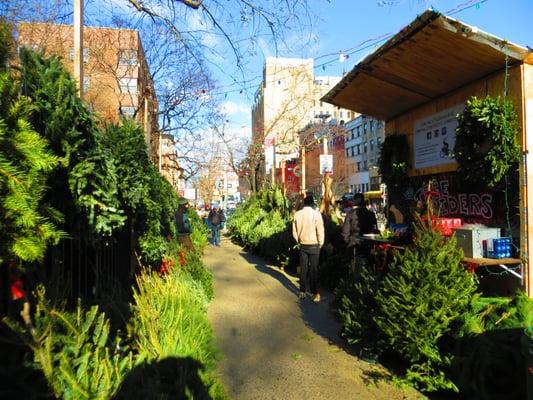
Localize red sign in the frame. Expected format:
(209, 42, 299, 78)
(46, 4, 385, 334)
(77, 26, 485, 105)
(277, 161, 300, 195)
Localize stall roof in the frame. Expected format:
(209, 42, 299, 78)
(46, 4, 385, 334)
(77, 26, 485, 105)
(322, 10, 533, 121)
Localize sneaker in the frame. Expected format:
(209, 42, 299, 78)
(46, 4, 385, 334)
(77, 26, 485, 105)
(312, 293, 321, 303)
(298, 292, 306, 300)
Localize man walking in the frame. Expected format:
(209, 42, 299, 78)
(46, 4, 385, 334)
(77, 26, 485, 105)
(208, 204, 225, 246)
(292, 194, 324, 302)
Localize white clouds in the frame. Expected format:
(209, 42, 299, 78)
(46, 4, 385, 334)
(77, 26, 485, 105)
(219, 101, 249, 116)
(185, 9, 220, 48)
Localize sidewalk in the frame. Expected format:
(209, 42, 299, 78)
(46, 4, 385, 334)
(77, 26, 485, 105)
(204, 236, 423, 400)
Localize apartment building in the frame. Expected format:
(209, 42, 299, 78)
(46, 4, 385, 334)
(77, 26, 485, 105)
(17, 22, 161, 168)
(251, 57, 356, 182)
(344, 115, 385, 193)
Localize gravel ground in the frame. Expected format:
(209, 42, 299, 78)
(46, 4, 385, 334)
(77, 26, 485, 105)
(205, 235, 424, 400)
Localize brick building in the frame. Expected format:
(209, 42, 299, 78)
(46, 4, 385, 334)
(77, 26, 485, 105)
(17, 22, 161, 167)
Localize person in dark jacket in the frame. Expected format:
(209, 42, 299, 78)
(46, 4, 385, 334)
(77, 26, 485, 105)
(208, 204, 225, 246)
(175, 199, 194, 251)
(342, 193, 378, 258)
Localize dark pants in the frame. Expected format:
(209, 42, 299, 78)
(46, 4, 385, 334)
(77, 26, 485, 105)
(299, 244, 320, 294)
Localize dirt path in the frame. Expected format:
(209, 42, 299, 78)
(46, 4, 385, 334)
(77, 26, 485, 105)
(205, 236, 423, 400)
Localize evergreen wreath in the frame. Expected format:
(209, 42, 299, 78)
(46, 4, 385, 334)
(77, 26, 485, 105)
(454, 96, 520, 188)
(378, 133, 410, 189)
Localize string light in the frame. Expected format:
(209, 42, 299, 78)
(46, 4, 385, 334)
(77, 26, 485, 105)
(204, 0, 488, 99)
(478, 264, 522, 278)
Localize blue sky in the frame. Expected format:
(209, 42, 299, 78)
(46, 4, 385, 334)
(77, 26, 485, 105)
(218, 0, 533, 137)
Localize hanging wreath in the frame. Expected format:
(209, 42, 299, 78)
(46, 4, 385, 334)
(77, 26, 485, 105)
(454, 96, 520, 188)
(378, 133, 410, 189)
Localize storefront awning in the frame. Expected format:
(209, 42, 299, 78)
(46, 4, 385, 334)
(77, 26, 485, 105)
(322, 9, 533, 121)
(364, 190, 383, 200)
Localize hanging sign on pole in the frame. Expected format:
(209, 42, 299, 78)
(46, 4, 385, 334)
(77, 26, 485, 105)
(319, 154, 333, 175)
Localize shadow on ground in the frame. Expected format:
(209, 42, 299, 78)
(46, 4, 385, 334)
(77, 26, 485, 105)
(236, 247, 457, 400)
(112, 356, 212, 400)
(238, 250, 361, 358)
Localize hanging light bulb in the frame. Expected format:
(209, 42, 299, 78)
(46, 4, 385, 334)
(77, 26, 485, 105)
(339, 51, 346, 63)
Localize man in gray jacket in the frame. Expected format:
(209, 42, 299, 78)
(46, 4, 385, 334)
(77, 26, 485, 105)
(292, 194, 324, 302)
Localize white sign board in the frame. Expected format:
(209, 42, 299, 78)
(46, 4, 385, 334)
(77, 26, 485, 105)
(319, 154, 333, 175)
(413, 104, 464, 169)
(183, 188, 196, 200)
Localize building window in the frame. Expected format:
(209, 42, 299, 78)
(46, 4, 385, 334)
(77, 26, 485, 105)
(351, 129, 355, 140)
(120, 106, 135, 118)
(119, 77, 137, 94)
(118, 49, 138, 65)
(69, 47, 90, 63)
(364, 160, 368, 170)
(370, 120, 374, 132)
(377, 136, 382, 145)
(356, 127, 360, 137)
(356, 144, 360, 155)
(364, 143, 368, 153)
(83, 77, 90, 91)
(346, 148, 350, 158)
(370, 139, 374, 151)
(363, 123, 368, 134)
(357, 161, 361, 172)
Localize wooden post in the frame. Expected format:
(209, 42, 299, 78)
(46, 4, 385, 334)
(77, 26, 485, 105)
(300, 146, 306, 195)
(522, 64, 533, 296)
(321, 136, 328, 196)
(73, 0, 83, 98)
(281, 159, 286, 196)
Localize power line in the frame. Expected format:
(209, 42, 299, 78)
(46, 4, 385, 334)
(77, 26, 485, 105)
(207, 0, 490, 98)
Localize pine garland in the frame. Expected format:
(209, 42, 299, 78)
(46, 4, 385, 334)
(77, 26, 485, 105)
(454, 96, 520, 188)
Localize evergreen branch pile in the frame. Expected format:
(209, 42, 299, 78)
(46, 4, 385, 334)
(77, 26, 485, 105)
(19, 48, 125, 237)
(4, 286, 134, 399)
(129, 270, 226, 399)
(453, 292, 533, 399)
(227, 187, 297, 268)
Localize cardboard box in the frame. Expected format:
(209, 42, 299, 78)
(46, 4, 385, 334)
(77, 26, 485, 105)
(453, 227, 501, 258)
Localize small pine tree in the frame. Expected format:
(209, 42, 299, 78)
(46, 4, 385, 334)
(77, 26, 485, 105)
(373, 222, 478, 392)
(336, 260, 384, 355)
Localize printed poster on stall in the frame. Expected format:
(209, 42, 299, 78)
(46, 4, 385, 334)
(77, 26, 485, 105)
(413, 104, 464, 169)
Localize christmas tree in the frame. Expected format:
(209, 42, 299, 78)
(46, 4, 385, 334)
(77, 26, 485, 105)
(373, 219, 478, 391)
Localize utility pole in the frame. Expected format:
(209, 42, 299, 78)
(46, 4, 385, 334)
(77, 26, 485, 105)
(73, 0, 84, 98)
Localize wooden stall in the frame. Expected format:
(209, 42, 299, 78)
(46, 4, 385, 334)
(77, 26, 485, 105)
(323, 9, 533, 295)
